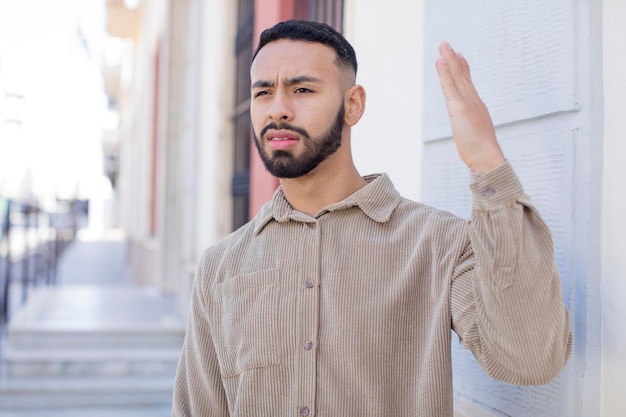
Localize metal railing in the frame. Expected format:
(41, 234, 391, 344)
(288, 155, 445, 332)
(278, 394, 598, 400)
(0, 198, 78, 326)
(0, 198, 10, 325)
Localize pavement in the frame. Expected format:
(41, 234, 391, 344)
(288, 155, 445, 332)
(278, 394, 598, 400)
(55, 228, 133, 286)
(3, 226, 181, 333)
(2, 228, 134, 328)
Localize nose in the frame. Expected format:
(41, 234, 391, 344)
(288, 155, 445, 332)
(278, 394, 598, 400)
(267, 91, 293, 122)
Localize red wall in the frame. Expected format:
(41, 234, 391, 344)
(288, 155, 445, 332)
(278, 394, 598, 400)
(249, 0, 308, 218)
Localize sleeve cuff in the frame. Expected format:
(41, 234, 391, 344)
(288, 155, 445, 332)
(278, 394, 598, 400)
(469, 161, 525, 210)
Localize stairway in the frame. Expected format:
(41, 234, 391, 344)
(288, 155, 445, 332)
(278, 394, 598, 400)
(0, 285, 185, 416)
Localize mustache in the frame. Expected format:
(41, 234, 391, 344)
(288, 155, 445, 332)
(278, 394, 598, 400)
(260, 122, 310, 139)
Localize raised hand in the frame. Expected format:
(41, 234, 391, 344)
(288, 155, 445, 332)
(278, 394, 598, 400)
(435, 41, 505, 173)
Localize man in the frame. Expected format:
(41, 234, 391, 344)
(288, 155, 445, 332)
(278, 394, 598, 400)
(172, 20, 572, 416)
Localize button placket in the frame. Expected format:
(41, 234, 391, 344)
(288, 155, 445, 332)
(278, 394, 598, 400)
(296, 219, 319, 416)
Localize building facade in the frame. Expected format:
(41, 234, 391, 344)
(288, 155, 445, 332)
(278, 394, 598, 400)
(112, 0, 625, 415)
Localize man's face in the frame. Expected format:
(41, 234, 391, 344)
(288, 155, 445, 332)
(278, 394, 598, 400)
(250, 39, 347, 178)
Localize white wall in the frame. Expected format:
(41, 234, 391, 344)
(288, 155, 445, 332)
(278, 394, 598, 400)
(195, 0, 237, 261)
(173, 0, 237, 316)
(118, 0, 238, 312)
(117, 0, 168, 289)
(420, 0, 602, 415)
(119, 0, 167, 242)
(344, 0, 424, 202)
(601, 0, 626, 414)
(348, 0, 610, 415)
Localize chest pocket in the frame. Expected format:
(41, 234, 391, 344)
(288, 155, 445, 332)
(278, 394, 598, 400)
(212, 269, 280, 377)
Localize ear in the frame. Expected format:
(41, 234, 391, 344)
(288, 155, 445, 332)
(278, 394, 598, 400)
(343, 84, 366, 126)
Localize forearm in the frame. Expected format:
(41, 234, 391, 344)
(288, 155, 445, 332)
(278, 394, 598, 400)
(452, 161, 572, 385)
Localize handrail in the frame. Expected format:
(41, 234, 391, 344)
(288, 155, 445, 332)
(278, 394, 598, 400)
(0, 198, 77, 326)
(0, 198, 9, 241)
(1, 198, 11, 325)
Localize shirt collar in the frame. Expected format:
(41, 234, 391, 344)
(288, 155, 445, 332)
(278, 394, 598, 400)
(253, 173, 402, 235)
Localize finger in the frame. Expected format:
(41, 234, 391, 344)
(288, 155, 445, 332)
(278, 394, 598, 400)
(456, 52, 472, 82)
(455, 52, 478, 96)
(438, 41, 464, 84)
(435, 54, 460, 102)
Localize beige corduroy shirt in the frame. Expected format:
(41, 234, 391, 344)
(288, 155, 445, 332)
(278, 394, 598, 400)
(172, 162, 572, 417)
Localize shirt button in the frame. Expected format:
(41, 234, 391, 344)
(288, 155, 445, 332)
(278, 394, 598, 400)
(300, 406, 310, 416)
(304, 340, 313, 350)
(307, 222, 317, 229)
(483, 187, 496, 197)
(305, 279, 314, 288)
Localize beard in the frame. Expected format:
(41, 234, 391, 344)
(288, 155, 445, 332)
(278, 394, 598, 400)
(253, 104, 345, 178)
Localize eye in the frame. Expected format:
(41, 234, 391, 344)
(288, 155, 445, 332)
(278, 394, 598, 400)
(253, 90, 271, 98)
(294, 87, 313, 94)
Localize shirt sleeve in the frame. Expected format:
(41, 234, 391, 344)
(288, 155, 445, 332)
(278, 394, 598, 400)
(172, 251, 230, 417)
(450, 161, 572, 385)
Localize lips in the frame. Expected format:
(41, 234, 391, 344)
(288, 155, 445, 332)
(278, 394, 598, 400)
(266, 129, 299, 150)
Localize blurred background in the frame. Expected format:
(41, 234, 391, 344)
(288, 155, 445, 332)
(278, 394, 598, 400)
(0, 0, 625, 416)
(0, 1, 123, 336)
(0, 2, 182, 415)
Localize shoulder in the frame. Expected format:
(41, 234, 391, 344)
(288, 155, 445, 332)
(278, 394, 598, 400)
(394, 196, 467, 232)
(389, 198, 471, 267)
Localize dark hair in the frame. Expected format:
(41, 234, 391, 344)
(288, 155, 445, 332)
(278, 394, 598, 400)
(252, 20, 357, 75)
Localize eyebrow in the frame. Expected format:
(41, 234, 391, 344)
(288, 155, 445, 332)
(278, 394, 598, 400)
(251, 75, 325, 89)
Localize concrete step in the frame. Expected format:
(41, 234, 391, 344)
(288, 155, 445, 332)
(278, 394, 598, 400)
(0, 285, 185, 413)
(4, 286, 185, 350)
(4, 327, 184, 350)
(1, 347, 180, 379)
(0, 406, 172, 417)
(0, 377, 174, 410)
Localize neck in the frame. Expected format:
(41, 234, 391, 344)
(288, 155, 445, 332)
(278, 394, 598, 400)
(279, 157, 367, 216)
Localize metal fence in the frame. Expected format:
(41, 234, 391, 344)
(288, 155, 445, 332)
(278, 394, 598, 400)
(0, 198, 78, 326)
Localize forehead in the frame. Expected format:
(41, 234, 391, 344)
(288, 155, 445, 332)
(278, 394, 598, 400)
(251, 39, 339, 81)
